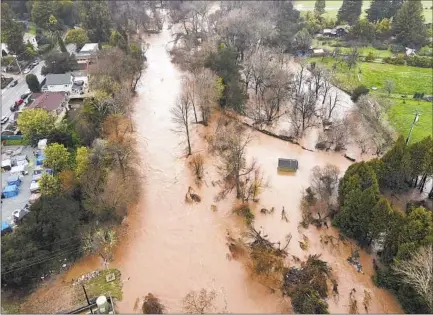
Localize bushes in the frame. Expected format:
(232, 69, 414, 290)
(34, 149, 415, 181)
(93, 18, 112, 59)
(291, 287, 329, 314)
(383, 56, 405, 65)
(351, 85, 369, 102)
(233, 204, 255, 226)
(365, 52, 375, 62)
(406, 55, 433, 68)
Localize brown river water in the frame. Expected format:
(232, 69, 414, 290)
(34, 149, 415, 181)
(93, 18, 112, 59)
(56, 25, 403, 313)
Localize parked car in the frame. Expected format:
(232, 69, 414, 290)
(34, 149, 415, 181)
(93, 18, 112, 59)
(31, 60, 39, 67)
(16, 98, 24, 105)
(10, 80, 18, 87)
(20, 91, 32, 99)
(10, 103, 19, 112)
(23, 68, 31, 74)
(1, 116, 9, 124)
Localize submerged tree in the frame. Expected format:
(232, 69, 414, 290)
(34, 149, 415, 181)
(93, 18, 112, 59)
(212, 120, 256, 199)
(171, 91, 193, 156)
(393, 245, 433, 313)
(182, 289, 217, 314)
(142, 293, 165, 314)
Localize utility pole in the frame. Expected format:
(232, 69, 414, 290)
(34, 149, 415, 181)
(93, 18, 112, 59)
(82, 284, 94, 314)
(14, 56, 22, 74)
(405, 110, 419, 145)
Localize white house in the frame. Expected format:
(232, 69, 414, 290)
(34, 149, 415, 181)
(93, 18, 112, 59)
(76, 43, 99, 66)
(42, 73, 73, 93)
(23, 33, 38, 50)
(1, 33, 38, 56)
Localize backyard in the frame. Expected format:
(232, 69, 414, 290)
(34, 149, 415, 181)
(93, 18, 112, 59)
(308, 56, 433, 142)
(294, 0, 433, 23)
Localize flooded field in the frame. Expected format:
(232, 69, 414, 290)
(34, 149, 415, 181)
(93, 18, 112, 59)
(22, 23, 403, 314)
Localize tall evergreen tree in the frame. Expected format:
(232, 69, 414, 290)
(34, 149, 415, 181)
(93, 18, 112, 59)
(337, 0, 363, 25)
(388, 0, 404, 18)
(367, 0, 392, 21)
(314, 0, 326, 16)
(335, 162, 380, 244)
(381, 136, 411, 191)
(392, 0, 427, 47)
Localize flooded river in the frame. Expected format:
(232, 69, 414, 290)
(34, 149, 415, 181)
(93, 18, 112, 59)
(59, 25, 403, 313)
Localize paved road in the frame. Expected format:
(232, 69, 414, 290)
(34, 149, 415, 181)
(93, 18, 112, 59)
(1, 61, 45, 131)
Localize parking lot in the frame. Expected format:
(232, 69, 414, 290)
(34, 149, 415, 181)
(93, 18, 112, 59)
(1, 146, 38, 225)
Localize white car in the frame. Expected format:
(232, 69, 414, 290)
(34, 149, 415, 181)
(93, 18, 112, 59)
(1, 116, 9, 124)
(23, 68, 31, 74)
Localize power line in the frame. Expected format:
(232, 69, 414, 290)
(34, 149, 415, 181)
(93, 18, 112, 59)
(1, 241, 82, 273)
(2, 248, 81, 275)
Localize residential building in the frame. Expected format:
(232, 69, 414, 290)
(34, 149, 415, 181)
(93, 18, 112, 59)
(76, 43, 99, 68)
(23, 33, 38, 50)
(42, 73, 73, 93)
(1, 33, 38, 56)
(28, 92, 69, 118)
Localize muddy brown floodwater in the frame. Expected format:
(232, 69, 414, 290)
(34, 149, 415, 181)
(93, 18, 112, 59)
(62, 25, 403, 314)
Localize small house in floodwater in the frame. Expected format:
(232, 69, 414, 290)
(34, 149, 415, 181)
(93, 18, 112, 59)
(278, 158, 298, 172)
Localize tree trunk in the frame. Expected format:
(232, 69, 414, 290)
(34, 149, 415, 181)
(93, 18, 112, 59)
(186, 124, 192, 155)
(236, 173, 241, 198)
(191, 102, 198, 123)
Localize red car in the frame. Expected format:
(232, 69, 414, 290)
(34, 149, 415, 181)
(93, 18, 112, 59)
(15, 99, 24, 105)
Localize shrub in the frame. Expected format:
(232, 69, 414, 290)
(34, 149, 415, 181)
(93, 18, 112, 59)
(291, 287, 329, 314)
(142, 293, 164, 314)
(365, 52, 375, 62)
(189, 154, 204, 181)
(418, 46, 433, 56)
(351, 85, 370, 102)
(233, 204, 255, 226)
(406, 55, 433, 68)
(372, 40, 389, 50)
(383, 56, 405, 65)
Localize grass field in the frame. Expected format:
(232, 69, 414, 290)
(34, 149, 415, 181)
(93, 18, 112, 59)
(309, 57, 433, 95)
(309, 57, 433, 141)
(295, 0, 433, 23)
(388, 99, 432, 144)
(312, 39, 393, 58)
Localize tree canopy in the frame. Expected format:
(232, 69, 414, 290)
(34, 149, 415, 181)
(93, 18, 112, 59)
(337, 0, 362, 25)
(79, 1, 112, 42)
(41, 51, 78, 75)
(17, 109, 56, 146)
(65, 28, 89, 51)
(392, 0, 427, 47)
(25, 74, 41, 93)
(43, 143, 71, 173)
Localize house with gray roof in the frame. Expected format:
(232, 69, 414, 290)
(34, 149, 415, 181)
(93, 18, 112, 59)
(42, 73, 73, 93)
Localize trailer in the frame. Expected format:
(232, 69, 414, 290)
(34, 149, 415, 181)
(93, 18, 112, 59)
(277, 158, 299, 172)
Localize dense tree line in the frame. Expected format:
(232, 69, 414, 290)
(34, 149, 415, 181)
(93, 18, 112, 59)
(334, 136, 433, 313)
(2, 1, 152, 289)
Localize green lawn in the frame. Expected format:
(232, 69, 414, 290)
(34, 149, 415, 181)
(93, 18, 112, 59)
(309, 57, 433, 95)
(388, 99, 432, 144)
(309, 57, 433, 141)
(295, 0, 433, 23)
(312, 39, 393, 58)
(74, 269, 123, 304)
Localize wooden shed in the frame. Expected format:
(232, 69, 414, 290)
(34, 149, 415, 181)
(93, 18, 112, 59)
(278, 158, 298, 172)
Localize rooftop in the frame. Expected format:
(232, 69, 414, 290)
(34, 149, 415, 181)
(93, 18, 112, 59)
(28, 92, 67, 111)
(80, 43, 99, 53)
(45, 73, 72, 86)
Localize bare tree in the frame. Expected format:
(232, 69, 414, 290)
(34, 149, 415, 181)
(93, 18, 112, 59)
(289, 89, 318, 137)
(310, 164, 340, 207)
(393, 245, 433, 313)
(346, 47, 359, 70)
(182, 289, 217, 314)
(82, 228, 117, 262)
(189, 154, 204, 181)
(171, 92, 193, 156)
(194, 68, 223, 125)
(212, 121, 256, 198)
(355, 95, 394, 156)
(384, 79, 395, 96)
(321, 72, 333, 106)
(311, 65, 326, 100)
(329, 117, 351, 151)
(326, 91, 340, 120)
(184, 77, 199, 123)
